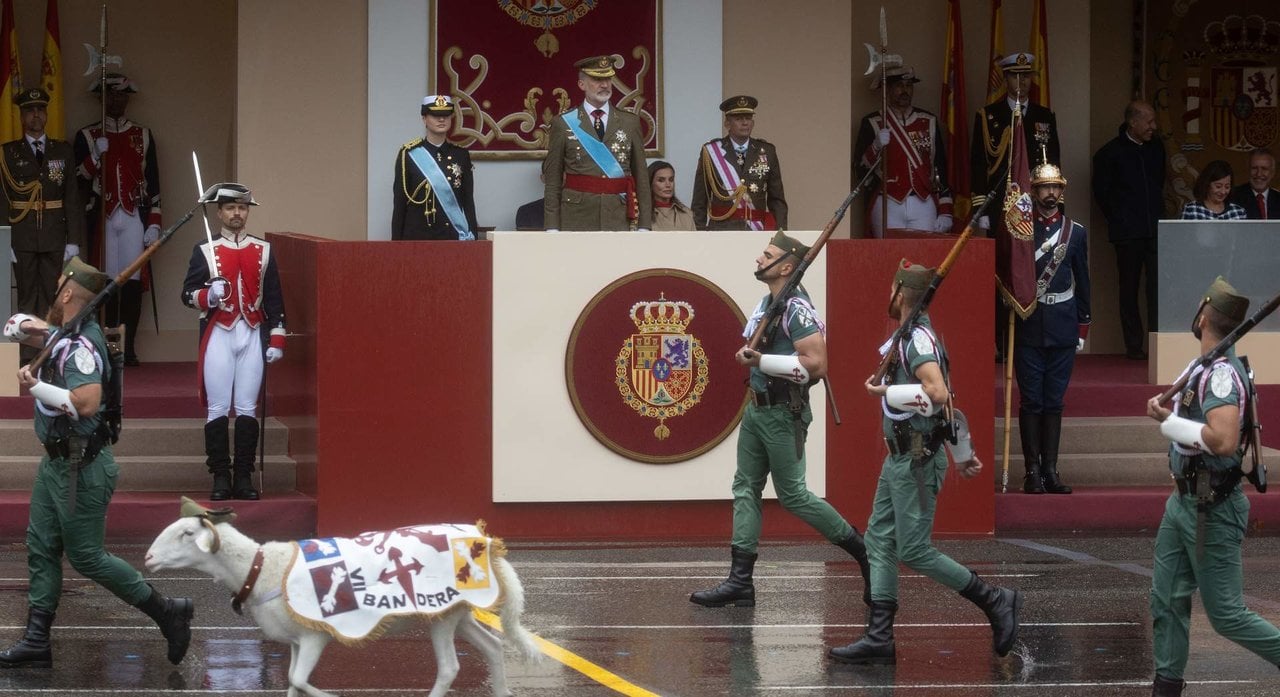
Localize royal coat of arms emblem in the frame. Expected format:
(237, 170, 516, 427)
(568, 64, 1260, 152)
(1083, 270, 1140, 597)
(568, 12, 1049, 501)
(615, 293, 708, 441)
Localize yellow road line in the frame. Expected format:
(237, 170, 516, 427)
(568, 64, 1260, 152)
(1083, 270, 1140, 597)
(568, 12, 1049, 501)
(473, 609, 662, 697)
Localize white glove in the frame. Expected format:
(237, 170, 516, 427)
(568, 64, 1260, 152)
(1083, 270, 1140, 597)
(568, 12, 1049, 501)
(63, 244, 79, 262)
(875, 128, 891, 150)
(95, 136, 108, 154)
(265, 347, 283, 364)
(977, 215, 990, 231)
(7, 247, 13, 264)
(932, 215, 954, 233)
(207, 278, 229, 304)
(4, 313, 39, 342)
(1077, 337, 1086, 353)
(143, 224, 161, 246)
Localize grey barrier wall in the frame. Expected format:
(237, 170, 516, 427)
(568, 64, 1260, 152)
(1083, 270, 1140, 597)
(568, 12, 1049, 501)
(1157, 220, 1280, 333)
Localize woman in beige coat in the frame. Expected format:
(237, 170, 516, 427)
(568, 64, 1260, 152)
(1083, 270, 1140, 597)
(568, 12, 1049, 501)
(649, 161, 695, 231)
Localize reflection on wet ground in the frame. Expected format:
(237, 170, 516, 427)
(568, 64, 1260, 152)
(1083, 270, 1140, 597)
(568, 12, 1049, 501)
(0, 534, 1276, 695)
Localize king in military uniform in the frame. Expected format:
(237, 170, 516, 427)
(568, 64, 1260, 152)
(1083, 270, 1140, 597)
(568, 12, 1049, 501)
(691, 95, 787, 231)
(1015, 163, 1090, 495)
(1146, 279, 1280, 696)
(542, 55, 651, 231)
(391, 95, 479, 240)
(2, 88, 85, 362)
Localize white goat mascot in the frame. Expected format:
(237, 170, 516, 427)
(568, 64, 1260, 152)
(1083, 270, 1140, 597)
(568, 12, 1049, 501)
(145, 499, 540, 697)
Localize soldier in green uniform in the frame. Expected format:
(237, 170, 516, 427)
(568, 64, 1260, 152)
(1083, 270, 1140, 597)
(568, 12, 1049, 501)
(1145, 278, 1280, 696)
(829, 259, 1021, 664)
(1, 258, 193, 668)
(690, 96, 787, 231)
(690, 232, 869, 608)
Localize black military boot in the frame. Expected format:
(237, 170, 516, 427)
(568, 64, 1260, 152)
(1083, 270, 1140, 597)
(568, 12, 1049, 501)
(104, 280, 143, 365)
(835, 528, 872, 606)
(828, 600, 897, 664)
(232, 416, 260, 500)
(690, 547, 756, 607)
(1019, 409, 1045, 494)
(1151, 674, 1185, 696)
(958, 570, 1022, 657)
(1040, 411, 1072, 494)
(205, 416, 232, 501)
(0, 607, 55, 667)
(135, 584, 194, 665)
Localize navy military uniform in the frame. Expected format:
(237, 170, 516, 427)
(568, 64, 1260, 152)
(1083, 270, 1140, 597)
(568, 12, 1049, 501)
(391, 95, 479, 241)
(1015, 164, 1090, 495)
(969, 54, 1060, 217)
(1150, 278, 1280, 696)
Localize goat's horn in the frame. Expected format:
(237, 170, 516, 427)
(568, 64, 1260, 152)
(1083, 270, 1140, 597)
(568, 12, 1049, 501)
(199, 517, 223, 554)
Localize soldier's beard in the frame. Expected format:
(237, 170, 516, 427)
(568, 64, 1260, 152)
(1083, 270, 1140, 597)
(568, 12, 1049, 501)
(45, 302, 64, 327)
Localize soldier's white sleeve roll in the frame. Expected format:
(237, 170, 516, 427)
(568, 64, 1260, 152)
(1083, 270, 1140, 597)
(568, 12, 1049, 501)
(1161, 414, 1206, 451)
(758, 354, 809, 384)
(4, 313, 39, 342)
(885, 384, 935, 416)
(29, 382, 78, 421)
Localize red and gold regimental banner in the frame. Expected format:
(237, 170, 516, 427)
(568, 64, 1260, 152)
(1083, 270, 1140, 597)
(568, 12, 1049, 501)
(432, 0, 662, 160)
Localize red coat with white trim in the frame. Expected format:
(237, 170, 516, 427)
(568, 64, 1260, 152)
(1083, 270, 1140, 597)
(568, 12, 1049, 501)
(73, 117, 162, 228)
(853, 108, 952, 215)
(181, 232, 286, 353)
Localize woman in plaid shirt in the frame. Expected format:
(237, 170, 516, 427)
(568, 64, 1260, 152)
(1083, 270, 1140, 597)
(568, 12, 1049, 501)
(1181, 160, 1248, 220)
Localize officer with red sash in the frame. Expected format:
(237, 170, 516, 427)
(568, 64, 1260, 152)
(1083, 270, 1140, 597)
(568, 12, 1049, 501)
(181, 183, 285, 501)
(690, 95, 788, 231)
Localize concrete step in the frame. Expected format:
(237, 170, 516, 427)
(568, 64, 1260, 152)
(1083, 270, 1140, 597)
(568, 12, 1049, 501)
(997, 416, 1172, 454)
(0, 455, 297, 492)
(1002, 452, 1184, 487)
(996, 486, 1280, 535)
(0, 418, 289, 457)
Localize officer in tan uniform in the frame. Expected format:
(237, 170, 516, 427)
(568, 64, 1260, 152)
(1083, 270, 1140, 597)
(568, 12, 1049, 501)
(691, 96, 788, 231)
(542, 55, 651, 231)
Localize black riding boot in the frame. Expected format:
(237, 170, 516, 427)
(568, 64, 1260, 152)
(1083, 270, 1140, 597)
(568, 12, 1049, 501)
(1151, 674, 1185, 696)
(205, 416, 231, 501)
(1019, 409, 1045, 494)
(835, 528, 872, 606)
(105, 279, 143, 365)
(828, 600, 897, 664)
(232, 416, 260, 500)
(135, 584, 194, 665)
(0, 607, 54, 667)
(690, 547, 756, 607)
(958, 570, 1022, 657)
(1040, 412, 1072, 494)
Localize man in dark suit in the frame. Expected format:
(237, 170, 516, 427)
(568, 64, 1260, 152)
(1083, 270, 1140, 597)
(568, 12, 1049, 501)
(2, 88, 84, 361)
(690, 95, 787, 231)
(1228, 148, 1279, 220)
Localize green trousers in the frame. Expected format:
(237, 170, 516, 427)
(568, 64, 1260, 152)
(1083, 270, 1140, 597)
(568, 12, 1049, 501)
(865, 449, 972, 602)
(730, 403, 853, 553)
(26, 451, 150, 612)
(1151, 490, 1280, 679)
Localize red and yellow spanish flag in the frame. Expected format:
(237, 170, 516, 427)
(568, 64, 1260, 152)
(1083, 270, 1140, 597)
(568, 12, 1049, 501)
(996, 109, 1037, 318)
(985, 0, 1005, 103)
(941, 0, 970, 228)
(1027, 0, 1050, 108)
(0, 0, 22, 143)
(41, 0, 64, 139)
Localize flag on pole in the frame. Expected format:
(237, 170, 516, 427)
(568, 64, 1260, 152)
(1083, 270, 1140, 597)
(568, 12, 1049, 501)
(41, 0, 64, 139)
(985, 0, 1005, 103)
(995, 108, 1037, 318)
(0, 0, 22, 143)
(941, 0, 970, 229)
(1027, 0, 1050, 108)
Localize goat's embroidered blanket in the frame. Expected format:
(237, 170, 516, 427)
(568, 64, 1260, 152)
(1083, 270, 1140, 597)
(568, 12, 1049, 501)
(282, 524, 502, 644)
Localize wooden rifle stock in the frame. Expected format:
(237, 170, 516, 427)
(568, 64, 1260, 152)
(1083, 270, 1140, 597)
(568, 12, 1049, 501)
(23, 202, 200, 373)
(1156, 290, 1280, 405)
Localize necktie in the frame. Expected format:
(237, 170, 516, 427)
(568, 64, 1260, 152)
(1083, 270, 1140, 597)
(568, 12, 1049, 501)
(591, 109, 605, 140)
(33, 140, 43, 167)
(1258, 192, 1268, 220)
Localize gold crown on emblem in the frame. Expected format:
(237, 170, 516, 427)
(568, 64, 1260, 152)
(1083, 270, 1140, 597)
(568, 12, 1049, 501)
(630, 293, 695, 334)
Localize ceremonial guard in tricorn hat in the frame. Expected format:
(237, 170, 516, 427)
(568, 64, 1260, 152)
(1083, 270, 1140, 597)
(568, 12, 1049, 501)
(1014, 162, 1090, 495)
(829, 259, 1021, 665)
(181, 183, 286, 502)
(2, 87, 85, 363)
(73, 72, 164, 365)
(542, 54, 652, 231)
(690, 232, 870, 610)
(2, 257, 194, 669)
(391, 94, 480, 240)
(690, 95, 788, 231)
(1146, 278, 1280, 697)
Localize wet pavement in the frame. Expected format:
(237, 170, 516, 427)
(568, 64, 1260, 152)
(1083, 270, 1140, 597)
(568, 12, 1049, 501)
(0, 535, 1276, 695)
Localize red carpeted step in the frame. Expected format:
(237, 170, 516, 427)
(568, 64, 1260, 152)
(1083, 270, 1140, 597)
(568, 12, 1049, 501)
(0, 362, 204, 419)
(0, 491, 316, 543)
(996, 486, 1280, 534)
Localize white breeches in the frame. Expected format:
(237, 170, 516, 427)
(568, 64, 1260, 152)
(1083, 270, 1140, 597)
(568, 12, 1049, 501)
(869, 194, 937, 237)
(204, 319, 262, 421)
(103, 207, 144, 279)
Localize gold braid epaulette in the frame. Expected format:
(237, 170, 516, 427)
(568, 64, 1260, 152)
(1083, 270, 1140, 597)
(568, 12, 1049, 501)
(699, 144, 748, 222)
(0, 146, 41, 226)
(399, 140, 435, 219)
(981, 109, 1013, 180)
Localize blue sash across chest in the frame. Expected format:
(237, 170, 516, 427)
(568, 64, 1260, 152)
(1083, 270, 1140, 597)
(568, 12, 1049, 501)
(406, 146, 473, 240)
(562, 112, 625, 178)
